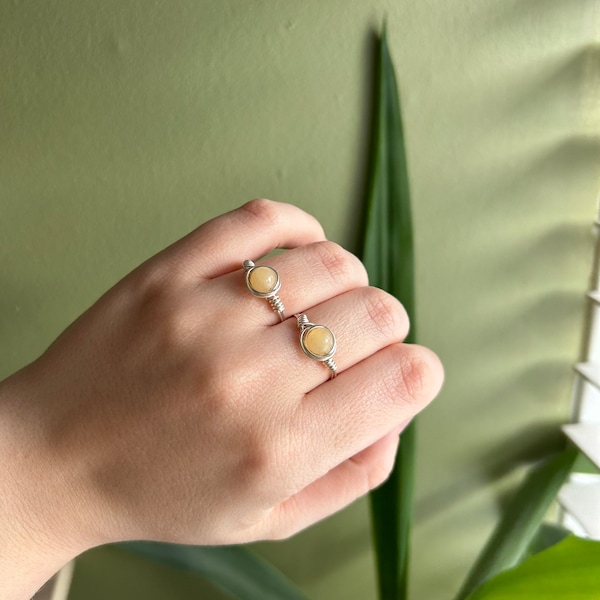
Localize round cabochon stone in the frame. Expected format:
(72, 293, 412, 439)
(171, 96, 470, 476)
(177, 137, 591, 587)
(304, 326, 335, 357)
(248, 266, 278, 294)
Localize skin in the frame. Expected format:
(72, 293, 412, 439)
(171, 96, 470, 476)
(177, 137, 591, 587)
(0, 199, 443, 600)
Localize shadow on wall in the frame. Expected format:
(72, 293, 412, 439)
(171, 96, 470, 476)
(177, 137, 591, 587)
(417, 420, 565, 522)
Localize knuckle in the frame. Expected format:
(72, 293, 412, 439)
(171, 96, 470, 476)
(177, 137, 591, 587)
(159, 307, 196, 352)
(131, 259, 180, 295)
(266, 499, 308, 541)
(266, 520, 296, 541)
(312, 241, 358, 285)
(136, 276, 170, 321)
(242, 444, 273, 480)
(366, 455, 395, 490)
(349, 449, 394, 495)
(240, 198, 280, 227)
(237, 433, 281, 488)
(363, 288, 409, 340)
(200, 365, 251, 419)
(384, 346, 438, 408)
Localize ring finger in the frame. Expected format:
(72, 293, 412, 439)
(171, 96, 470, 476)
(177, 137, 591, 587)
(262, 284, 410, 390)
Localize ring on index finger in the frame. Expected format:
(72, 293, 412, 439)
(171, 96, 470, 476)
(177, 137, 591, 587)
(243, 260, 285, 322)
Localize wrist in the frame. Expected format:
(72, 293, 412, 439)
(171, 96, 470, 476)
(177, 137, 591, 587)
(0, 366, 90, 600)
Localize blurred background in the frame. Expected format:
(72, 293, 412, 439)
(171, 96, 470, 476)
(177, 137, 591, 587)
(1, 1, 599, 598)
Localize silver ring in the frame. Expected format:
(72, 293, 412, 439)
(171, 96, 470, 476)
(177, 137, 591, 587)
(243, 260, 285, 322)
(296, 313, 337, 378)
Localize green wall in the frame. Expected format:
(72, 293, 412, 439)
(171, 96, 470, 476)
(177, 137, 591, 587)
(2, 1, 599, 598)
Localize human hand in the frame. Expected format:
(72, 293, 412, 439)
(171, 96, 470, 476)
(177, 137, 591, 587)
(0, 199, 443, 598)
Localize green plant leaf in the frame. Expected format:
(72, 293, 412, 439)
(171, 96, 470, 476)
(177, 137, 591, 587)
(525, 522, 570, 558)
(362, 34, 414, 324)
(369, 421, 416, 600)
(362, 25, 415, 600)
(455, 446, 579, 600)
(465, 536, 600, 600)
(123, 542, 307, 600)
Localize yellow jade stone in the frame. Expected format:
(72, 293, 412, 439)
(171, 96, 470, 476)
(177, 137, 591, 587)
(304, 326, 335, 357)
(248, 266, 277, 294)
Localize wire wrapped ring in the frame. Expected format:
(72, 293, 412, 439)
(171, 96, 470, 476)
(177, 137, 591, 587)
(243, 260, 285, 321)
(296, 313, 337, 378)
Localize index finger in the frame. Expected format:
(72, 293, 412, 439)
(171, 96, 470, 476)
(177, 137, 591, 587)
(163, 199, 327, 279)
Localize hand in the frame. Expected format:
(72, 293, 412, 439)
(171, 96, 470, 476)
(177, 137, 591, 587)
(0, 199, 443, 599)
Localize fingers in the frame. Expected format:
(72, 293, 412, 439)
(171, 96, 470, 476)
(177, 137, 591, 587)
(264, 428, 402, 539)
(290, 343, 443, 480)
(257, 286, 410, 389)
(162, 199, 327, 279)
(211, 241, 370, 326)
(265, 242, 369, 316)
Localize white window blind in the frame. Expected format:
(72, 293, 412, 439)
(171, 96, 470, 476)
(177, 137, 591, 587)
(559, 211, 600, 539)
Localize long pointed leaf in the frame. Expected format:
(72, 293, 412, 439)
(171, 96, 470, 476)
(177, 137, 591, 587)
(455, 446, 579, 600)
(123, 542, 307, 600)
(363, 25, 415, 600)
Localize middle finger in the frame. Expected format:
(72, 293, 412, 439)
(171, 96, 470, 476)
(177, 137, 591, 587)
(207, 241, 369, 326)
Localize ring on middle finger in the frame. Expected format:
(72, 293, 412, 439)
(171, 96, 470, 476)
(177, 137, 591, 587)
(296, 313, 337, 378)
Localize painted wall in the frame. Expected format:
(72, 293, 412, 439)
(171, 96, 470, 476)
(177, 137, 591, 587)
(2, 1, 599, 598)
